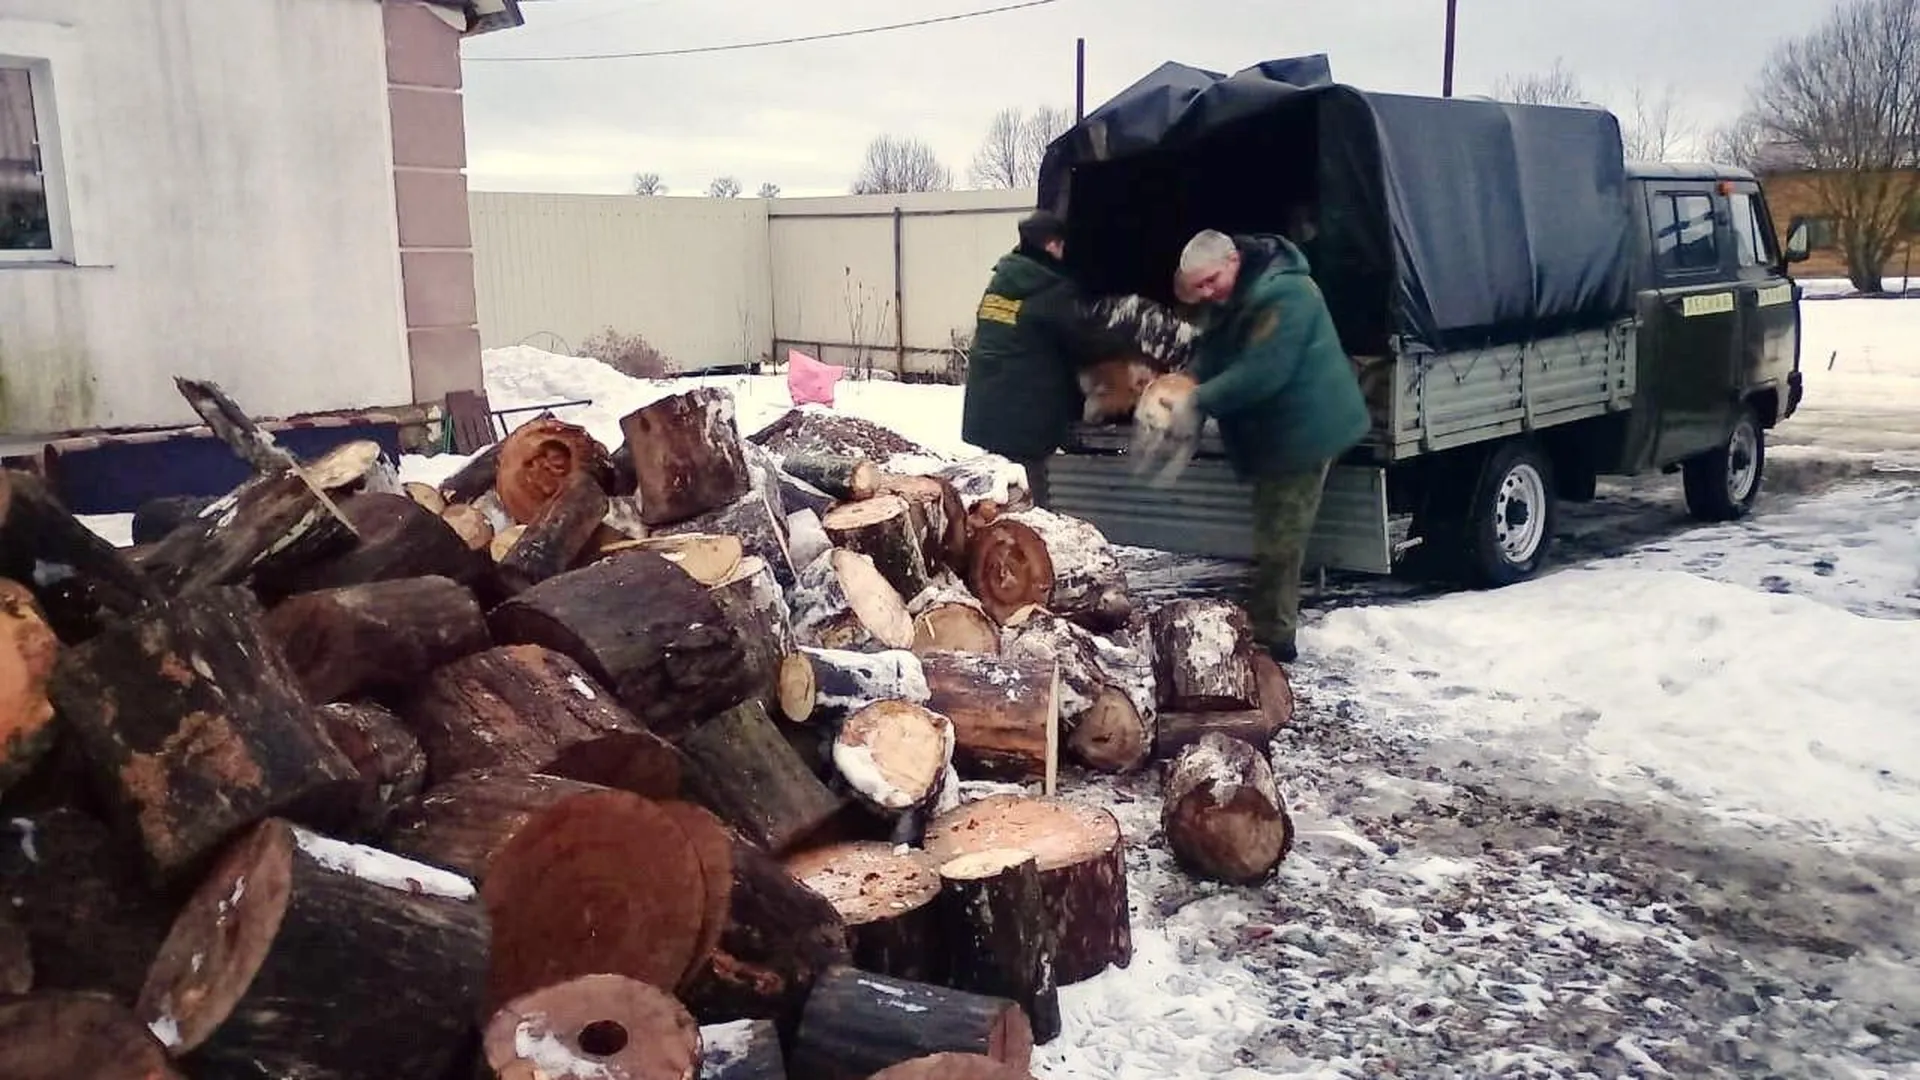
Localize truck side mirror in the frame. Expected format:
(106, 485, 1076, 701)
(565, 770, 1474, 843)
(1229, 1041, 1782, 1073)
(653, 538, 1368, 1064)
(1784, 220, 1811, 263)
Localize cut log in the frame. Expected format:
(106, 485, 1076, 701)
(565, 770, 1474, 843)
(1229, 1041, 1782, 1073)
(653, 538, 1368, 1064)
(1161, 733, 1293, 885)
(775, 470, 838, 521)
(608, 438, 642, 497)
(258, 490, 488, 598)
(676, 701, 847, 856)
(867, 1054, 1035, 1080)
(316, 701, 428, 833)
(657, 801, 739, 993)
(480, 789, 715, 1013)
(399, 644, 682, 794)
(776, 647, 928, 728)
(484, 973, 703, 1080)
(384, 771, 610, 881)
(680, 838, 851, 1036)
(821, 494, 930, 601)
(832, 701, 955, 816)
(1001, 607, 1155, 775)
(937, 849, 1061, 1045)
(964, 519, 1051, 625)
(1148, 599, 1257, 712)
(308, 438, 401, 498)
(699, 1019, 788, 1080)
(262, 574, 489, 705)
(138, 454, 361, 597)
(489, 552, 755, 738)
(785, 509, 832, 571)
(1153, 710, 1277, 761)
(708, 556, 794, 713)
(908, 580, 1001, 656)
(623, 388, 755, 526)
(405, 480, 449, 514)
(780, 452, 880, 502)
(1253, 651, 1295, 731)
(0, 470, 159, 642)
(439, 441, 503, 506)
(658, 488, 796, 588)
(934, 455, 1028, 512)
(876, 472, 969, 571)
(441, 502, 497, 552)
(0, 993, 187, 1080)
(0, 580, 59, 797)
(136, 818, 488, 1079)
(789, 549, 913, 652)
(497, 417, 616, 525)
(923, 795, 1130, 986)
(603, 495, 649, 541)
(170, 376, 287, 473)
(47, 586, 361, 884)
(0, 809, 176, 1003)
(787, 966, 1033, 1080)
(919, 651, 1058, 793)
(491, 524, 527, 563)
(602, 533, 745, 587)
(1003, 508, 1131, 631)
(0, 907, 29, 994)
(784, 841, 944, 982)
(497, 468, 612, 594)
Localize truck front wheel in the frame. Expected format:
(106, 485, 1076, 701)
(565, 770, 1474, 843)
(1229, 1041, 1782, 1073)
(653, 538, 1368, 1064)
(1683, 404, 1764, 522)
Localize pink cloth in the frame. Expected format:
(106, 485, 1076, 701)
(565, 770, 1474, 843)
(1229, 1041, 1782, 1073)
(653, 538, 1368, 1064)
(786, 348, 844, 407)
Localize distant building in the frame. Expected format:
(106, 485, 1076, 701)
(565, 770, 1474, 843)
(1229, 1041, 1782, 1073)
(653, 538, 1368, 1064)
(1759, 167, 1920, 282)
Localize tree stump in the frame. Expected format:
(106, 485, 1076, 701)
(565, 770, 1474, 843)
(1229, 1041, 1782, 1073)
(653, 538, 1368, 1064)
(0, 992, 187, 1080)
(937, 849, 1061, 1044)
(0, 469, 160, 643)
(963, 519, 1051, 624)
(785, 509, 833, 571)
(923, 794, 1130, 986)
(316, 701, 428, 833)
(136, 818, 488, 1079)
(680, 839, 851, 1037)
(867, 1054, 1035, 1080)
(780, 452, 880, 502)
(1161, 733, 1293, 885)
(1148, 599, 1258, 712)
(821, 495, 931, 602)
(876, 472, 969, 571)
(787, 966, 1033, 1080)
(919, 651, 1058, 792)
(698, 1018, 789, 1080)
(789, 549, 914, 652)
(1001, 607, 1155, 775)
(784, 841, 944, 983)
(707, 556, 795, 715)
(138, 454, 362, 597)
(484, 973, 702, 1080)
(496, 417, 616, 525)
(908, 580, 1001, 655)
(48, 586, 361, 884)
(659, 487, 796, 588)
(400, 644, 682, 794)
(497, 468, 612, 594)
(624, 388, 755, 527)
(489, 552, 755, 738)
(832, 701, 955, 818)
(777, 646, 929, 728)
(0, 580, 59, 798)
(262, 574, 489, 705)
(258, 491, 488, 598)
(1002, 508, 1131, 630)
(384, 771, 611, 881)
(676, 701, 847, 856)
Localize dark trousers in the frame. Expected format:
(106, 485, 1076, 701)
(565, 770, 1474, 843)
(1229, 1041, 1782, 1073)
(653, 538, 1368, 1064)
(1017, 455, 1052, 507)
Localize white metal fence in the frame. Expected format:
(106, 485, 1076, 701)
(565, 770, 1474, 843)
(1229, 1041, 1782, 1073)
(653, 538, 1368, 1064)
(470, 188, 1036, 379)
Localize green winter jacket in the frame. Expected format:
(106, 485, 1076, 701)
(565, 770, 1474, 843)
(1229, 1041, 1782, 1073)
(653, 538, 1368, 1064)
(961, 247, 1130, 460)
(1189, 235, 1370, 478)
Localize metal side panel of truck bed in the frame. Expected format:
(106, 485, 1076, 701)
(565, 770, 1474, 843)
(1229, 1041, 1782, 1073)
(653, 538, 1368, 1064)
(1045, 320, 1637, 573)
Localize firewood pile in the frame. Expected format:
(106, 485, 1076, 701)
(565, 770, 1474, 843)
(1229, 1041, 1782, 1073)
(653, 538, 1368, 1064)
(0, 378, 1297, 1080)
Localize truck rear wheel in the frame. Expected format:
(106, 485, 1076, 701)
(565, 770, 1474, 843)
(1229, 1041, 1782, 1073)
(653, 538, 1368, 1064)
(1460, 440, 1557, 587)
(1682, 404, 1764, 522)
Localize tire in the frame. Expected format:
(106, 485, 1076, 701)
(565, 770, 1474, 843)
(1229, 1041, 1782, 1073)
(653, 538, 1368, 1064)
(1459, 440, 1558, 588)
(1682, 404, 1764, 522)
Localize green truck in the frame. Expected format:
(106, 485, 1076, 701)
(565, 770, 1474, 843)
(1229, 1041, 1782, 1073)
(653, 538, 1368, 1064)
(1034, 57, 1809, 586)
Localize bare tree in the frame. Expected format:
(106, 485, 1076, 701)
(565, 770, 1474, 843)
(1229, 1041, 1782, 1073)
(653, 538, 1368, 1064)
(1619, 83, 1697, 162)
(968, 105, 1074, 189)
(1705, 113, 1773, 172)
(1747, 0, 1920, 291)
(852, 134, 954, 194)
(708, 176, 743, 198)
(757, 182, 781, 199)
(632, 172, 667, 196)
(1492, 58, 1586, 106)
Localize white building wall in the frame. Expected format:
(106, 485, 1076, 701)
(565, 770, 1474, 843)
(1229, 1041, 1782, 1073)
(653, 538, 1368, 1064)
(0, 0, 410, 436)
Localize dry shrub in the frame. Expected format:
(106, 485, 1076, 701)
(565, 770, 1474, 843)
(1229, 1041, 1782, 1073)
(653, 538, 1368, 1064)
(579, 327, 672, 380)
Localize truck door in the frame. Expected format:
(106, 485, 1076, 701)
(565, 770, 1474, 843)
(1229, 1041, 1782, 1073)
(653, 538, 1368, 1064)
(1643, 183, 1742, 465)
(1726, 184, 1801, 419)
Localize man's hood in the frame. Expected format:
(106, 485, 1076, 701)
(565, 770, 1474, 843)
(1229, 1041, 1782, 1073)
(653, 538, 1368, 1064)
(1231, 234, 1310, 300)
(987, 248, 1068, 299)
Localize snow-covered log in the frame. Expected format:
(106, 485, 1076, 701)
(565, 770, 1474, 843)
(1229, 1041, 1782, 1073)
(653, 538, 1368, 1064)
(908, 578, 1001, 655)
(1002, 507, 1132, 631)
(659, 487, 796, 588)
(831, 700, 955, 818)
(777, 646, 929, 728)
(1001, 607, 1155, 775)
(708, 555, 796, 714)
(1161, 733, 1294, 885)
(1148, 599, 1258, 712)
(785, 509, 832, 571)
(782, 452, 881, 502)
(622, 387, 755, 527)
(788, 549, 914, 652)
(822, 494, 931, 601)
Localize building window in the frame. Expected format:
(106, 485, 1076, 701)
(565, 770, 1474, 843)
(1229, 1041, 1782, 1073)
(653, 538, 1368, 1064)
(1651, 192, 1719, 274)
(1797, 215, 1840, 251)
(0, 60, 59, 259)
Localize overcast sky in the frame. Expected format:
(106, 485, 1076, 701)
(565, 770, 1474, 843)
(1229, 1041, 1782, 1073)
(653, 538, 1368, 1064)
(457, 0, 1847, 198)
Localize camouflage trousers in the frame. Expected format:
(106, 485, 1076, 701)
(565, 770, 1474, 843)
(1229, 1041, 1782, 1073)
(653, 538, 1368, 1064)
(1249, 459, 1333, 650)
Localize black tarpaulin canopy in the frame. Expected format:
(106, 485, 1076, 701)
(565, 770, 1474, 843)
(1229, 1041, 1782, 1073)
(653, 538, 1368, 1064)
(1037, 56, 1637, 356)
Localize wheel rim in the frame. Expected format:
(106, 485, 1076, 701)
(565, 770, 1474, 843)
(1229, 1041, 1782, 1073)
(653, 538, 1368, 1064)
(1726, 419, 1760, 503)
(1494, 462, 1548, 565)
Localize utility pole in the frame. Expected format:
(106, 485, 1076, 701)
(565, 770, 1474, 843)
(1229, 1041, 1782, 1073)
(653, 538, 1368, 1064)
(1075, 37, 1086, 121)
(1442, 0, 1458, 97)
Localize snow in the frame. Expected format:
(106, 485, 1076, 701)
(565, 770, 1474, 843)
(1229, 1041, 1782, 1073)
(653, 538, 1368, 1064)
(9, 818, 35, 864)
(511, 1014, 616, 1080)
(147, 1014, 182, 1050)
(697, 1020, 757, 1077)
(290, 825, 477, 901)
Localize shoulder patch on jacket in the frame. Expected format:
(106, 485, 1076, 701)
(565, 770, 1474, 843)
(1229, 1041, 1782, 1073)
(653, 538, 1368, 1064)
(978, 294, 1022, 325)
(1249, 306, 1281, 344)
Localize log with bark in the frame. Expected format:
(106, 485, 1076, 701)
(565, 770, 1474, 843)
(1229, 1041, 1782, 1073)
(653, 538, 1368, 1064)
(480, 788, 727, 1013)
(1152, 709, 1278, 761)
(658, 487, 796, 588)
(963, 518, 1051, 625)
(137, 451, 364, 597)
(1253, 651, 1295, 730)
(788, 549, 914, 652)
(831, 701, 955, 818)
(0, 580, 59, 798)
(936, 849, 1061, 1044)
(0, 809, 176, 1003)
(785, 509, 832, 571)
(384, 771, 610, 881)
(136, 818, 489, 1079)
(699, 1018, 789, 1080)
(399, 644, 683, 794)
(602, 494, 649, 541)
(489, 552, 756, 738)
(780, 452, 880, 502)
(441, 502, 497, 555)
(0, 469, 159, 642)
(496, 468, 612, 594)
(623, 388, 755, 527)
(404, 480, 448, 514)
(607, 438, 642, 498)
(783, 841, 944, 983)
(47, 586, 362, 884)
(787, 966, 1033, 1080)
(776, 647, 928, 728)
(775, 470, 838, 520)
(130, 494, 216, 545)
(307, 438, 402, 498)
(821, 494, 931, 601)
(0, 906, 28, 993)
(876, 472, 970, 571)
(1001, 607, 1156, 775)
(0, 992, 188, 1080)
(599, 533, 745, 587)
(257, 491, 488, 598)
(262, 574, 489, 705)
(867, 1054, 1035, 1080)
(439, 441, 503, 506)
(655, 800, 739, 998)
(496, 417, 617, 525)
(923, 794, 1131, 986)
(934, 455, 1028, 512)
(919, 651, 1058, 792)
(1000, 508, 1131, 631)
(675, 701, 847, 856)
(485, 973, 703, 1080)
(707, 556, 795, 714)
(1161, 733, 1294, 885)
(316, 701, 428, 833)
(491, 524, 527, 563)
(908, 578, 1001, 656)
(1148, 599, 1258, 712)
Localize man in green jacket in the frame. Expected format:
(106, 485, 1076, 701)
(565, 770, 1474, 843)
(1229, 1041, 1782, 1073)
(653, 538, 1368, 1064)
(1160, 228, 1371, 662)
(961, 211, 1132, 503)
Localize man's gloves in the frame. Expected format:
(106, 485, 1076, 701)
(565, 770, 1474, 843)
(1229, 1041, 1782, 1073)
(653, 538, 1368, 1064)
(1130, 372, 1203, 487)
